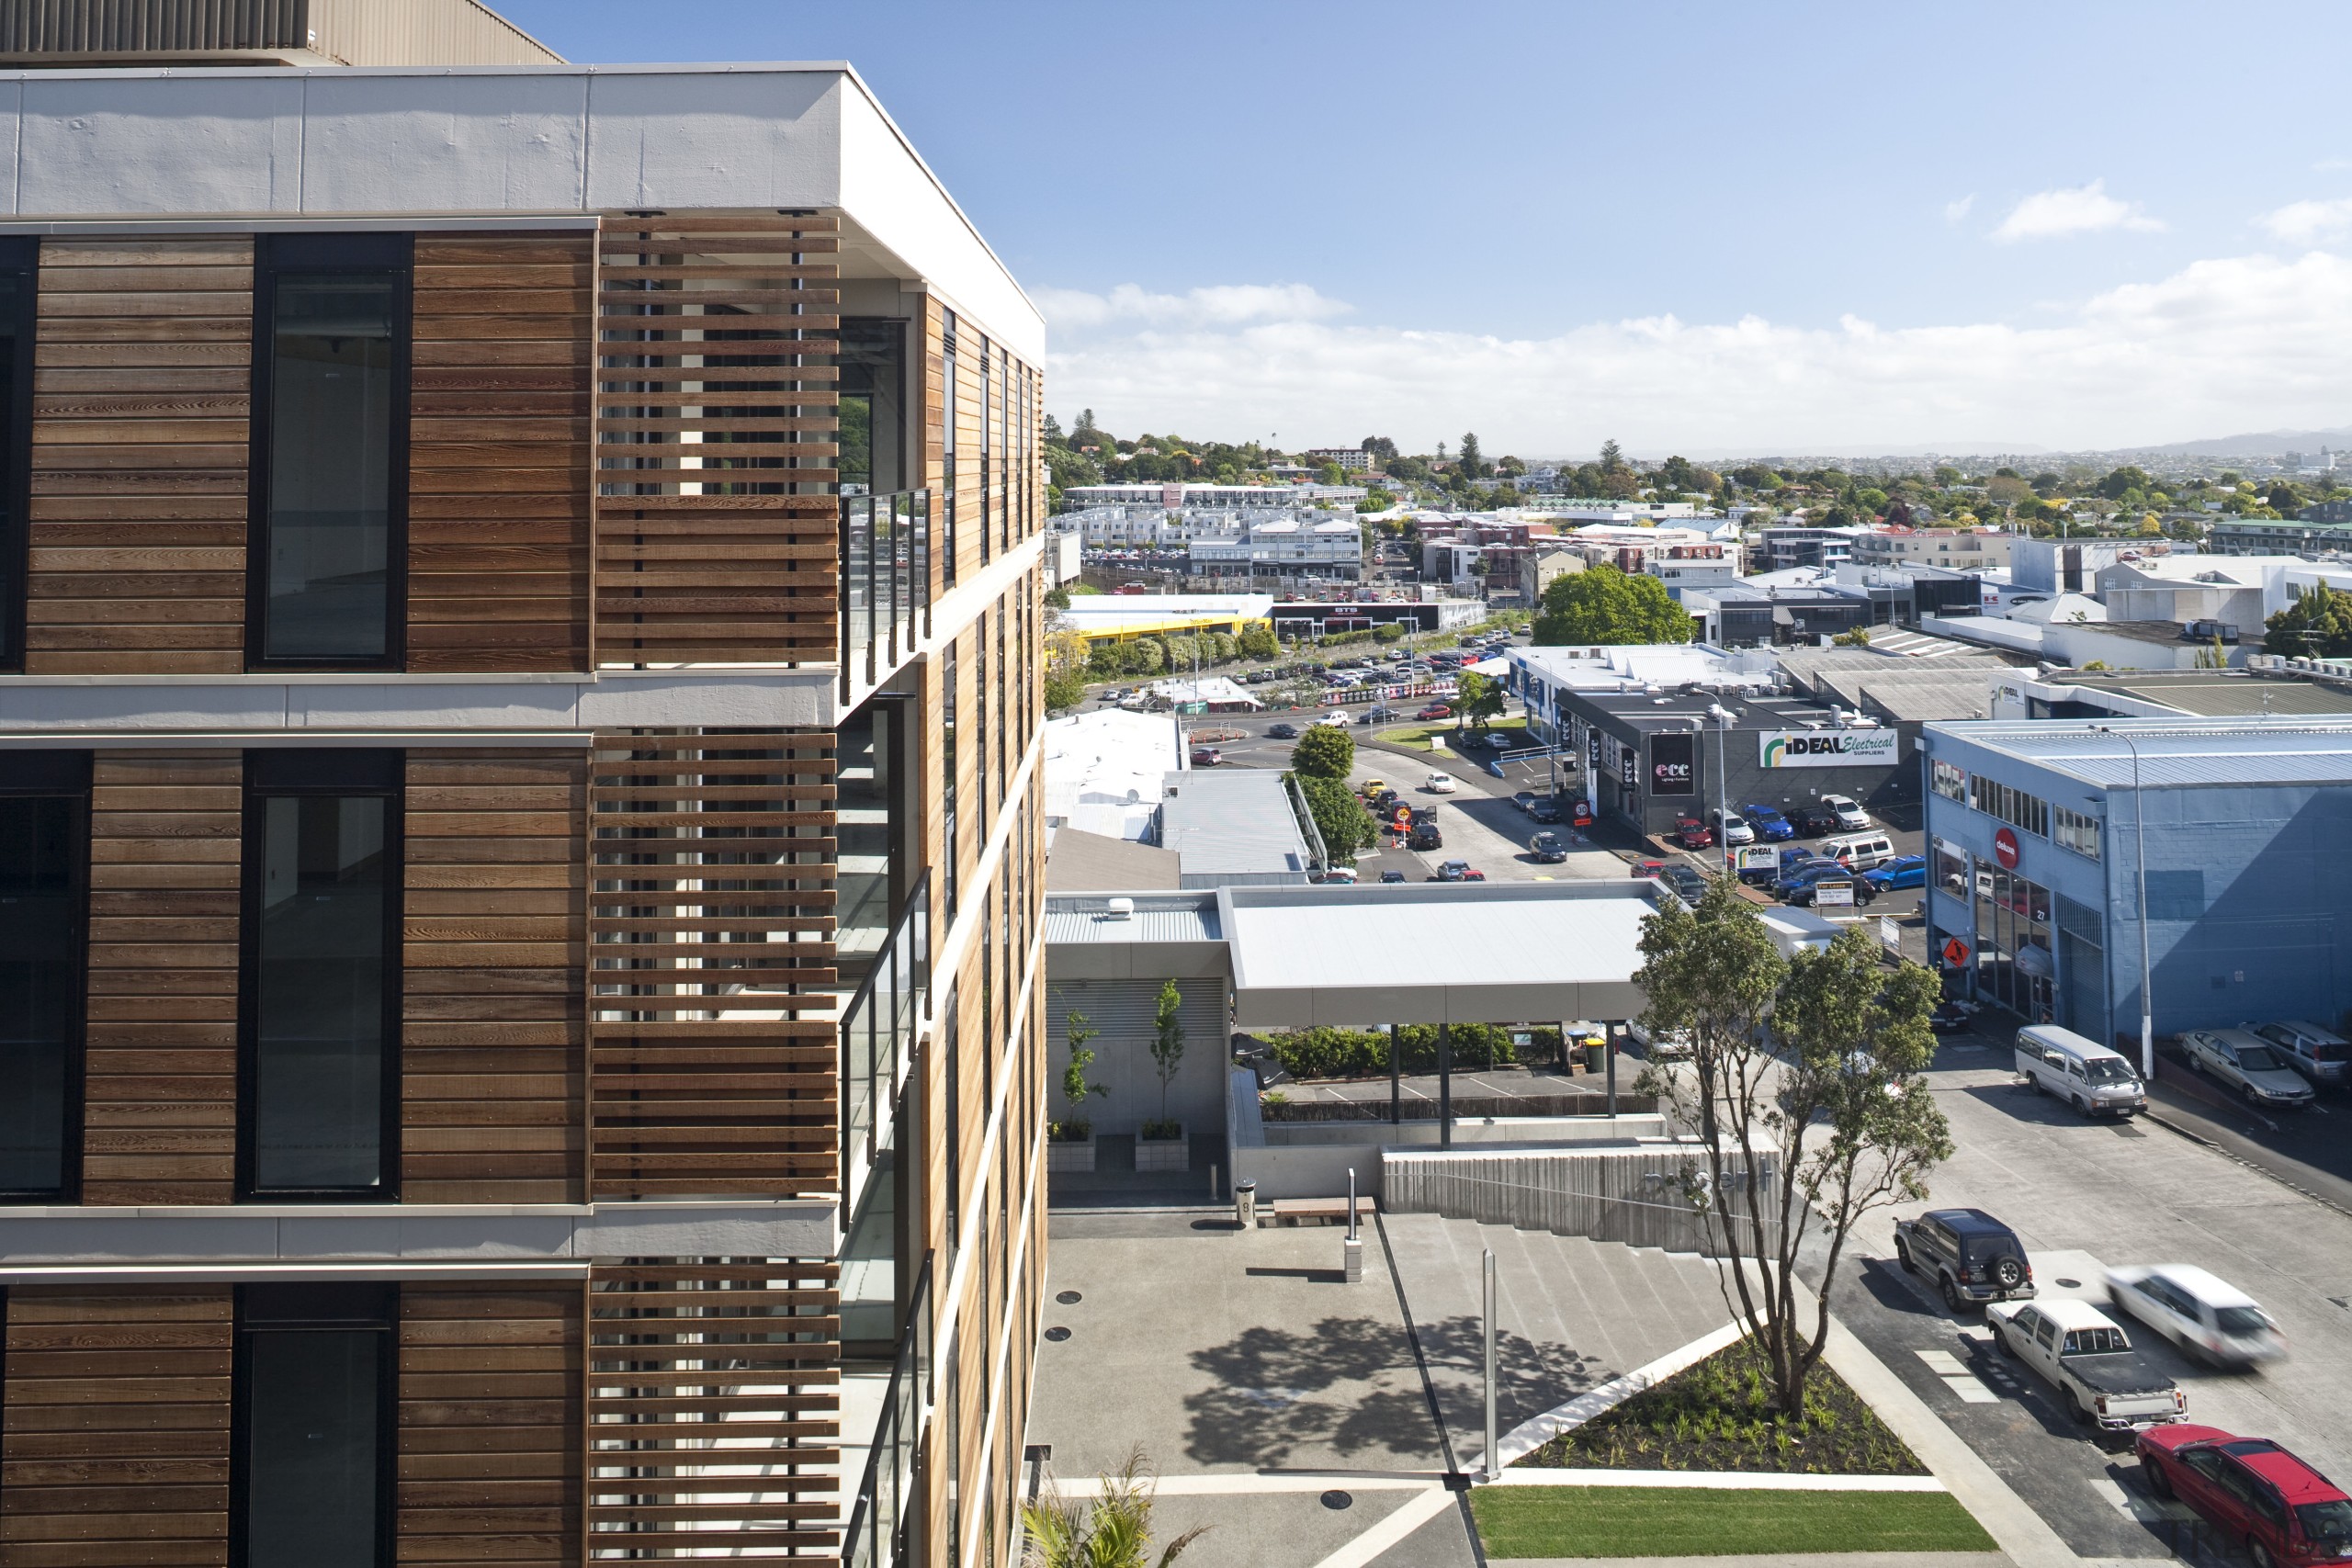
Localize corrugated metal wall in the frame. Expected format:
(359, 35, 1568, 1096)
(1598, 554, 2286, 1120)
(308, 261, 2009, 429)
(0, 0, 561, 64)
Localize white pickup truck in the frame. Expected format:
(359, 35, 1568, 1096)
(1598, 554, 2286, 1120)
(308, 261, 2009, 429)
(1986, 1297, 2187, 1434)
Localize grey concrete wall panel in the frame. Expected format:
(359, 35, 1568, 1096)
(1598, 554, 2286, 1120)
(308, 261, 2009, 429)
(581, 1203, 835, 1260)
(277, 1213, 582, 1258)
(300, 69, 588, 211)
(574, 670, 834, 732)
(581, 68, 840, 212)
(0, 81, 17, 210)
(21, 72, 305, 211)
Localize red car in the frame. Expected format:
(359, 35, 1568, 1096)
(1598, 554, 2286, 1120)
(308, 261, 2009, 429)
(1630, 859, 1666, 879)
(1672, 815, 1715, 850)
(1417, 703, 1453, 720)
(2136, 1425, 2352, 1565)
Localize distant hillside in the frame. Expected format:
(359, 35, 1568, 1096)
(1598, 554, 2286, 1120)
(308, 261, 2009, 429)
(2118, 426, 2352, 457)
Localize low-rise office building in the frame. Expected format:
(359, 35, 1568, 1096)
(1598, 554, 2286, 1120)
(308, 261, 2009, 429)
(1918, 718, 2352, 1045)
(1189, 516, 1364, 582)
(1062, 481, 1367, 508)
(2210, 514, 2352, 555)
(1851, 526, 2014, 570)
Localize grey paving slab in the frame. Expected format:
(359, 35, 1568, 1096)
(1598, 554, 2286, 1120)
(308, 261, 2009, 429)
(1382, 1212, 1737, 1471)
(1097, 1488, 1464, 1568)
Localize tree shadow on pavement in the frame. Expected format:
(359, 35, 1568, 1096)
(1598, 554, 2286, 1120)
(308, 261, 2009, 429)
(1182, 1314, 1600, 1467)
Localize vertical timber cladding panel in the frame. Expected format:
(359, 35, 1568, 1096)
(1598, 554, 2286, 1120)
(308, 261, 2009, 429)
(25, 238, 253, 674)
(952, 319, 983, 590)
(587, 731, 840, 1199)
(404, 750, 587, 1203)
(920, 298, 945, 597)
(82, 751, 242, 1206)
(584, 1261, 842, 1560)
(594, 214, 841, 666)
(409, 234, 594, 672)
(0, 1286, 234, 1566)
(397, 1284, 582, 1568)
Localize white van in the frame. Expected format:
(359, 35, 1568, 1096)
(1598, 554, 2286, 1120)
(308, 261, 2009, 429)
(1820, 830, 1895, 871)
(2016, 1024, 2144, 1117)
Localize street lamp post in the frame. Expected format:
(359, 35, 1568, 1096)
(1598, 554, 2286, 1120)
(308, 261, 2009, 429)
(1706, 705, 1735, 876)
(2093, 725, 2155, 1080)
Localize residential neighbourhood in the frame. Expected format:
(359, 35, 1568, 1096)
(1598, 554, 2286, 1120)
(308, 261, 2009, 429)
(6, 5, 2352, 1568)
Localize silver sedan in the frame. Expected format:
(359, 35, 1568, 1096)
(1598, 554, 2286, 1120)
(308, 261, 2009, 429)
(2179, 1028, 2315, 1109)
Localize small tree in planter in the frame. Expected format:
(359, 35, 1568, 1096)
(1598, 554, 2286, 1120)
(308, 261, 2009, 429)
(1048, 1009, 1105, 1175)
(1138, 979, 1190, 1170)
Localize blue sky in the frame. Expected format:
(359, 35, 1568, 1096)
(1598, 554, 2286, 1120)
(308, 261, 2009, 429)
(503, 1, 2352, 457)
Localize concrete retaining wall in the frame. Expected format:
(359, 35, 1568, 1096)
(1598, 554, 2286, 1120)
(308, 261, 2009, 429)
(1381, 1144, 1781, 1258)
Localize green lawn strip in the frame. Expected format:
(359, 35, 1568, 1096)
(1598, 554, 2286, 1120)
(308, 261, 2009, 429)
(1471, 1486, 1997, 1560)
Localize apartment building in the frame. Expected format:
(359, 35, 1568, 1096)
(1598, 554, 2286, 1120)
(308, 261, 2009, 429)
(0, 17, 1046, 1568)
(1849, 526, 2013, 571)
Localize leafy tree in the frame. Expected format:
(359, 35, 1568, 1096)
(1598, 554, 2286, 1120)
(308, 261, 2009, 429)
(1044, 671, 1087, 712)
(1148, 978, 1187, 1132)
(1498, 455, 1527, 479)
(2098, 466, 2152, 501)
(1044, 586, 1071, 609)
(1635, 886, 1950, 1418)
(2265, 583, 2352, 658)
(1456, 668, 1507, 728)
(1237, 622, 1279, 660)
(1361, 435, 1399, 461)
(1295, 773, 1378, 862)
(1057, 1008, 1105, 1137)
(1317, 462, 1346, 485)
(1532, 563, 1693, 647)
(1355, 491, 1396, 513)
(1599, 438, 1625, 472)
(1458, 432, 1487, 479)
(1831, 626, 1871, 647)
(1289, 724, 1354, 780)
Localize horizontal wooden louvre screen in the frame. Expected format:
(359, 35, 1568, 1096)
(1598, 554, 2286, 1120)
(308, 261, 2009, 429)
(82, 750, 242, 1206)
(589, 732, 839, 1199)
(586, 1261, 841, 1562)
(25, 237, 253, 675)
(594, 213, 840, 666)
(409, 233, 594, 673)
(404, 750, 587, 1203)
(397, 1284, 583, 1568)
(0, 1286, 234, 1566)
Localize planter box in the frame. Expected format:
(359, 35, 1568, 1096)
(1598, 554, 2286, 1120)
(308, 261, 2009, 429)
(1046, 1135, 1097, 1174)
(1135, 1126, 1190, 1173)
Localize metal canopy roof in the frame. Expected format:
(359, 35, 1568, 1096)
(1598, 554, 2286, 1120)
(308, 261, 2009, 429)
(1925, 716, 2352, 789)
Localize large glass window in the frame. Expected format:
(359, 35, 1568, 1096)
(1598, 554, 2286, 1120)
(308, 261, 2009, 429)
(838, 317, 907, 497)
(251, 234, 411, 666)
(234, 1283, 391, 1568)
(942, 310, 958, 588)
(242, 750, 401, 1197)
(0, 750, 89, 1199)
(0, 238, 36, 670)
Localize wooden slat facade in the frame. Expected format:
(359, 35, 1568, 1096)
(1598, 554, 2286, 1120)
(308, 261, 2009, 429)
(397, 1284, 582, 1568)
(403, 749, 587, 1203)
(585, 1261, 841, 1563)
(408, 234, 594, 673)
(23, 238, 253, 675)
(594, 214, 841, 666)
(587, 732, 840, 1199)
(0, 1286, 234, 1567)
(81, 750, 242, 1206)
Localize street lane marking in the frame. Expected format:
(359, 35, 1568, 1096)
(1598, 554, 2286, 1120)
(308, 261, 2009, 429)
(1916, 1348, 2000, 1404)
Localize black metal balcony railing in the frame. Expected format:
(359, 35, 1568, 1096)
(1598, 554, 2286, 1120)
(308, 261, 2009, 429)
(845, 1253, 934, 1568)
(842, 488, 933, 693)
(842, 868, 931, 1213)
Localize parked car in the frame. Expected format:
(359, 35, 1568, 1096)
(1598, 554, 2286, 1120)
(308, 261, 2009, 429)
(1512, 790, 1540, 812)
(1266, 722, 1299, 739)
(1317, 864, 1358, 884)
(2136, 1426, 2352, 1563)
(1792, 804, 1846, 837)
(1625, 1018, 1692, 1059)
(2180, 1029, 2317, 1110)
(1528, 799, 1564, 825)
(1671, 815, 1716, 850)
(1432, 860, 1485, 882)
(1423, 772, 1458, 794)
(1416, 703, 1453, 720)
(1929, 999, 1974, 1034)
(1742, 804, 1796, 841)
(2246, 1019, 2351, 1088)
(2106, 1264, 2287, 1367)
(1189, 747, 1222, 766)
(1709, 808, 1757, 846)
(1408, 824, 1443, 851)
(1658, 863, 1709, 907)
(1985, 1297, 2186, 1433)
(1630, 858, 1667, 879)
(1860, 854, 1927, 891)
(1893, 1207, 2035, 1314)
(2016, 1024, 2144, 1116)
(1379, 869, 1408, 884)
(1818, 793, 1870, 830)
(1771, 856, 1848, 897)
(1528, 831, 1569, 863)
(1784, 872, 1876, 909)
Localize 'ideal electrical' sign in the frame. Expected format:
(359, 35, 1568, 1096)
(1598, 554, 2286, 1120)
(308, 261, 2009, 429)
(1757, 729, 1901, 769)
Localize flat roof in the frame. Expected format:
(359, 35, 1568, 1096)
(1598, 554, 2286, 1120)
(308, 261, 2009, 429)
(1159, 771, 1312, 882)
(1925, 716, 2352, 789)
(2045, 671, 2352, 717)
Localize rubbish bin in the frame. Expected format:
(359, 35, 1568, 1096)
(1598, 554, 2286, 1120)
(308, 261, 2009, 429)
(1584, 1042, 1607, 1073)
(1235, 1180, 1258, 1230)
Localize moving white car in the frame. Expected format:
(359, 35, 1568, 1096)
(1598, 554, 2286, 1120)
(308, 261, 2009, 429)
(2014, 1024, 2144, 1117)
(1985, 1297, 2187, 1433)
(1316, 710, 1352, 728)
(1423, 772, 1458, 794)
(2179, 1028, 2316, 1110)
(2105, 1264, 2287, 1367)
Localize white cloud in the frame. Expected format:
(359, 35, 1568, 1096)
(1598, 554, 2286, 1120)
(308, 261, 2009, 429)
(1943, 194, 1975, 224)
(1032, 281, 1349, 331)
(1041, 250, 2352, 453)
(2261, 197, 2352, 244)
(1992, 179, 2165, 243)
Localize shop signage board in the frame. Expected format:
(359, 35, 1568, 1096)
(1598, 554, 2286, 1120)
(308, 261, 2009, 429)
(1758, 729, 1901, 768)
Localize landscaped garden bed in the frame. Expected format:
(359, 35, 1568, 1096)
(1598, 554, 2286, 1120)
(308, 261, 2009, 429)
(1513, 1337, 1928, 1476)
(1470, 1486, 1994, 1560)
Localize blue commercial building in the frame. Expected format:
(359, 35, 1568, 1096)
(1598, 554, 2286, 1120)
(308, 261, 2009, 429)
(1918, 717, 2352, 1049)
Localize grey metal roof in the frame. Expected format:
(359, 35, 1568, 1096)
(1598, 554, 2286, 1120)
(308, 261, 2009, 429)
(1158, 770, 1311, 879)
(2056, 672, 2352, 718)
(1924, 716, 2352, 789)
(1044, 893, 1223, 946)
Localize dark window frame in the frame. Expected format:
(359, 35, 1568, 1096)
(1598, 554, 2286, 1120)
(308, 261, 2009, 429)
(230, 1281, 396, 1568)
(245, 232, 414, 671)
(0, 237, 37, 671)
(0, 749, 92, 1201)
(235, 749, 405, 1202)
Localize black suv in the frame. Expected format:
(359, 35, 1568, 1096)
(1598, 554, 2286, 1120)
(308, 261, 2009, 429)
(1894, 1208, 2034, 1314)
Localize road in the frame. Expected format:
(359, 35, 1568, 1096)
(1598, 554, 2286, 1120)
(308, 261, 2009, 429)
(1800, 1015, 2352, 1562)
